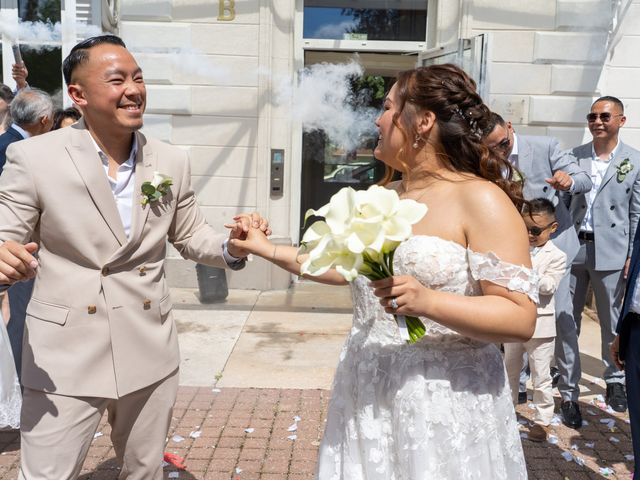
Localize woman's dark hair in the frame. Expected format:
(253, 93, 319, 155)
(62, 35, 127, 85)
(382, 64, 525, 209)
(523, 198, 556, 219)
(52, 107, 82, 130)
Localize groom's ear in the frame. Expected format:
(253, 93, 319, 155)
(67, 83, 86, 107)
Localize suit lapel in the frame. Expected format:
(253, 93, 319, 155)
(596, 142, 628, 197)
(516, 135, 532, 178)
(66, 121, 127, 245)
(127, 132, 155, 246)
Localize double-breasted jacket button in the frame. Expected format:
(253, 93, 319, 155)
(543, 186, 548, 192)
(139, 266, 146, 276)
(101, 266, 110, 276)
(143, 299, 151, 310)
(611, 223, 616, 228)
(582, 205, 586, 209)
(627, 188, 631, 193)
(88, 305, 97, 314)
(610, 206, 616, 210)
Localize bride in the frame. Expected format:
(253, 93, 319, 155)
(234, 64, 537, 479)
(1, 307, 21, 430)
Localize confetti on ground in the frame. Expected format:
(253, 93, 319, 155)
(287, 434, 297, 441)
(570, 444, 579, 450)
(93, 432, 103, 439)
(574, 456, 585, 467)
(518, 418, 529, 425)
(293, 415, 301, 422)
(585, 442, 595, 448)
(189, 430, 202, 439)
(212, 388, 221, 393)
(168, 473, 180, 479)
(550, 415, 562, 426)
(235, 468, 242, 474)
(547, 435, 559, 445)
(609, 436, 620, 444)
(287, 423, 298, 432)
(561, 451, 574, 462)
(520, 432, 528, 440)
(171, 435, 185, 443)
(587, 409, 598, 416)
(244, 428, 255, 433)
(599, 467, 614, 476)
(582, 420, 589, 427)
(625, 454, 635, 461)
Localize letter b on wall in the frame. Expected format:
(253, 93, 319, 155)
(218, 0, 235, 21)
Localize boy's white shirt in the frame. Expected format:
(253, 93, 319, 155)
(530, 239, 567, 338)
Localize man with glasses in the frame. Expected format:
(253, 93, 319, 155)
(483, 113, 592, 429)
(566, 96, 640, 414)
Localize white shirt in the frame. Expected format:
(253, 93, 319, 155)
(580, 142, 620, 233)
(508, 133, 519, 168)
(91, 135, 138, 238)
(10, 123, 30, 139)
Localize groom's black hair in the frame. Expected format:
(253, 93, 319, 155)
(62, 35, 127, 85)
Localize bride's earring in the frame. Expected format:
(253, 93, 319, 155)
(413, 135, 423, 149)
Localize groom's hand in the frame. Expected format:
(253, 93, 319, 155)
(0, 240, 39, 285)
(225, 212, 271, 258)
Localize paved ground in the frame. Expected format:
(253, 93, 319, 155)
(0, 283, 636, 479)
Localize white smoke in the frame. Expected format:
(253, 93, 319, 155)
(0, 12, 102, 48)
(276, 61, 380, 152)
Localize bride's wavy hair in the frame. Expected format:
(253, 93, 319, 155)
(380, 64, 525, 210)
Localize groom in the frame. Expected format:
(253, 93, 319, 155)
(0, 35, 267, 479)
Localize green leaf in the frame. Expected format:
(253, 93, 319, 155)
(141, 183, 156, 195)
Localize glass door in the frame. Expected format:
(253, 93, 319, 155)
(299, 51, 417, 238)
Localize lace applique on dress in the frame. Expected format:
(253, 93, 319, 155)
(468, 249, 539, 303)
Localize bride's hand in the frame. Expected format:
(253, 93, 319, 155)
(370, 275, 432, 317)
(229, 226, 274, 259)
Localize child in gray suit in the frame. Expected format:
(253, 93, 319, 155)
(504, 198, 567, 441)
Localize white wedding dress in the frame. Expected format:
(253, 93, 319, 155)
(0, 312, 21, 429)
(317, 236, 539, 480)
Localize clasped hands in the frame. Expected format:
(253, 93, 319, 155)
(225, 212, 271, 259)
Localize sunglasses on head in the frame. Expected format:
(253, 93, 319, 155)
(527, 221, 555, 237)
(586, 112, 623, 123)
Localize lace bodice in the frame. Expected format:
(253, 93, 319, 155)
(350, 235, 538, 347)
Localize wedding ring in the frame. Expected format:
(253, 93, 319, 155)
(390, 298, 399, 310)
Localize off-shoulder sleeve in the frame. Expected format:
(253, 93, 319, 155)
(468, 250, 539, 303)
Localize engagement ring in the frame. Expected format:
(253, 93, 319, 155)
(390, 298, 399, 310)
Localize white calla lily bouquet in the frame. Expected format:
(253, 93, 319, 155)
(299, 184, 428, 343)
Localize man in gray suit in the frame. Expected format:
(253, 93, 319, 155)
(567, 96, 640, 413)
(484, 113, 592, 429)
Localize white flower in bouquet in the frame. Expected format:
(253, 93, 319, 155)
(299, 184, 428, 343)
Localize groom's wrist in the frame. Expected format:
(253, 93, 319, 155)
(223, 239, 247, 271)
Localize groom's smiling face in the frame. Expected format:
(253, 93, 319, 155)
(70, 43, 146, 136)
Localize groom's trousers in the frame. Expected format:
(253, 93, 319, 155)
(18, 368, 179, 480)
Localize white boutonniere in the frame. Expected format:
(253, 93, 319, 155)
(616, 158, 634, 183)
(141, 171, 173, 206)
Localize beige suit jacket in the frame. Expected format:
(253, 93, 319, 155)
(0, 121, 228, 398)
(531, 240, 567, 338)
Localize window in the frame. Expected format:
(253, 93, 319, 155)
(303, 0, 427, 42)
